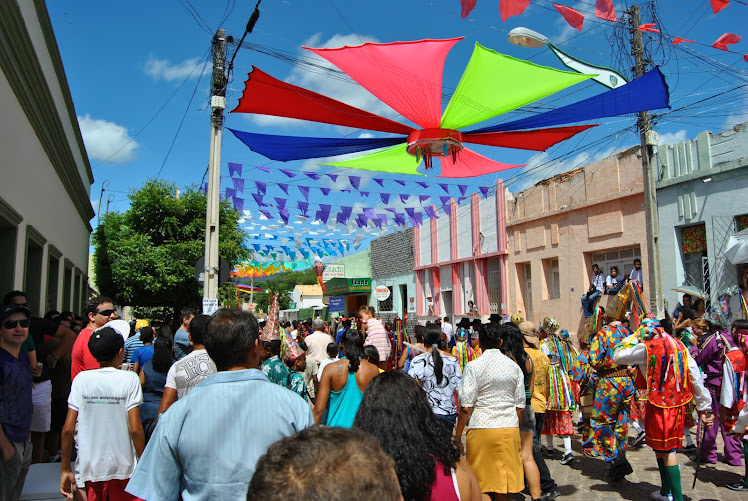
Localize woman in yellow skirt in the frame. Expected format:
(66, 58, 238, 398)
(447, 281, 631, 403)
(455, 323, 527, 500)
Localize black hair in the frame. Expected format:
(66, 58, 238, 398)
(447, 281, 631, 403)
(59, 311, 74, 322)
(205, 309, 259, 371)
(2, 290, 25, 305)
(499, 323, 528, 376)
(443, 316, 449, 322)
(84, 296, 114, 318)
(479, 322, 502, 350)
(44, 310, 60, 320)
(634, 258, 641, 264)
(733, 319, 748, 331)
(298, 339, 309, 352)
(139, 326, 155, 344)
(661, 311, 674, 336)
(610, 266, 618, 273)
(364, 345, 380, 364)
(343, 329, 365, 373)
(592, 263, 599, 269)
(326, 342, 339, 358)
(682, 293, 692, 300)
(414, 325, 425, 343)
(151, 336, 173, 373)
(180, 307, 197, 323)
(292, 320, 299, 329)
(423, 324, 444, 384)
(188, 314, 210, 345)
(692, 298, 705, 312)
(352, 371, 461, 501)
(341, 319, 352, 328)
(248, 427, 401, 501)
(267, 340, 282, 356)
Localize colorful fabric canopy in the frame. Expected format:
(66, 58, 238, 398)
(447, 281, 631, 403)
(305, 38, 462, 129)
(318, 144, 423, 175)
(470, 67, 669, 133)
(438, 148, 524, 178)
(227, 129, 404, 162)
(462, 125, 597, 150)
(231, 67, 414, 135)
(441, 44, 593, 130)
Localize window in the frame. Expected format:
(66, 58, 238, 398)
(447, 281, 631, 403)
(378, 286, 394, 312)
(591, 246, 642, 282)
(544, 258, 560, 299)
(516, 262, 533, 320)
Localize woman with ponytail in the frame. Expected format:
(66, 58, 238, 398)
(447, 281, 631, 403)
(313, 329, 380, 427)
(408, 324, 462, 429)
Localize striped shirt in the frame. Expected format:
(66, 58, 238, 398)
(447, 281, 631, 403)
(123, 334, 143, 363)
(363, 318, 391, 360)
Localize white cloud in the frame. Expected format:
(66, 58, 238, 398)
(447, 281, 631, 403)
(248, 33, 401, 129)
(724, 90, 748, 130)
(658, 129, 688, 146)
(78, 114, 139, 164)
(144, 56, 207, 81)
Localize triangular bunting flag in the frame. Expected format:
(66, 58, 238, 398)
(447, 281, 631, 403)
(278, 183, 289, 195)
(710, 0, 730, 14)
(226, 188, 236, 198)
(713, 33, 741, 51)
(298, 186, 310, 201)
(232, 197, 244, 212)
(228, 162, 242, 177)
(553, 3, 584, 31)
(303, 172, 321, 181)
(361, 191, 370, 197)
(279, 169, 296, 178)
(479, 186, 490, 198)
(373, 178, 385, 187)
(400, 194, 410, 203)
(458, 185, 468, 196)
(595, 0, 616, 22)
(254, 180, 266, 195)
(349, 175, 361, 190)
(297, 201, 309, 214)
(419, 195, 430, 203)
(438, 183, 450, 194)
(274, 197, 286, 208)
(326, 173, 338, 182)
(380, 193, 391, 204)
(416, 181, 429, 189)
(232, 177, 245, 193)
(394, 180, 406, 186)
(440, 196, 452, 205)
(256, 165, 271, 173)
(443, 204, 452, 216)
(499, 0, 531, 22)
(320, 187, 331, 196)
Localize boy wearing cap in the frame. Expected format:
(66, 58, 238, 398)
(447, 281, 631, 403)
(283, 337, 308, 400)
(0, 304, 33, 501)
(60, 326, 144, 500)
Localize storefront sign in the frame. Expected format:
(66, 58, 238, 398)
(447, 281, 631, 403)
(289, 302, 297, 310)
(408, 296, 416, 312)
(323, 277, 372, 295)
(322, 264, 345, 282)
(373, 285, 391, 301)
(328, 295, 344, 313)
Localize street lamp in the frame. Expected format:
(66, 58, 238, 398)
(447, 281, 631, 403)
(507, 27, 549, 48)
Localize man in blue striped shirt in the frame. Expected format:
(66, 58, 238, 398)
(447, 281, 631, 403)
(126, 309, 314, 501)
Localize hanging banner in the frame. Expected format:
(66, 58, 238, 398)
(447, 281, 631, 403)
(322, 264, 345, 282)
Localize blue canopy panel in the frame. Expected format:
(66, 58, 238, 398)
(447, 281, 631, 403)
(469, 67, 670, 133)
(228, 128, 405, 162)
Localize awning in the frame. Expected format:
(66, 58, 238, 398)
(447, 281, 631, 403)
(323, 277, 372, 296)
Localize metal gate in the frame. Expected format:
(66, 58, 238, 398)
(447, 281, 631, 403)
(711, 215, 738, 298)
(487, 258, 502, 315)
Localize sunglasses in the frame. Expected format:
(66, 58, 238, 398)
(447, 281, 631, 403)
(96, 309, 116, 317)
(3, 319, 30, 329)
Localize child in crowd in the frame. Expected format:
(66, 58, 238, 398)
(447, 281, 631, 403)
(60, 326, 144, 500)
(364, 345, 384, 373)
(452, 318, 479, 372)
(317, 343, 340, 383)
(283, 337, 308, 400)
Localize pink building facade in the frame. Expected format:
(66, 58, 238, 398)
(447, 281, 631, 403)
(414, 180, 509, 319)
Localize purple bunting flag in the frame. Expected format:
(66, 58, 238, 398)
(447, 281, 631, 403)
(315, 210, 330, 225)
(279, 207, 290, 225)
(400, 194, 409, 203)
(373, 178, 385, 187)
(298, 185, 310, 201)
(254, 180, 266, 195)
(251, 193, 265, 206)
(360, 191, 370, 197)
(424, 206, 438, 219)
(341, 206, 353, 218)
(297, 201, 309, 214)
(479, 186, 490, 198)
(274, 197, 287, 208)
(349, 175, 361, 190)
(320, 188, 331, 196)
(228, 162, 242, 177)
(405, 207, 416, 218)
(364, 208, 376, 220)
(380, 193, 391, 204)
(394, 180, 406, 186)
(458, 185, 468, 196)
(442, 204, 452, 216)
(385, 208, 397, 214)
(256, 165, 271, 173)
(336, 212, 347, 225)
(278, 183, 289, 195)
(232, 178, 245, 193)
(326, 173, 338, 182)
(418, 195, 430, 203)
(225, 188, 236, 198)
(458, 197, 468, 204)
(416, 181, 429, 189)
(440, 196, 451, 205)
(279, 169, 296, 178)
(232, 197, 244, 212)
(259, 209, 273, 219)
(340, 189, 351, 193)
(439, 183, 450, 194)
(320, 204, 331, 214)
(377, 213, 388, 225)
(303, 172, 321, 181)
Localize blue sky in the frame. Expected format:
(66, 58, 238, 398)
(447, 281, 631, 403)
(48, 0, 748, 263)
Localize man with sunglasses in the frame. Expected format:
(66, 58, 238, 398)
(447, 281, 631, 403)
(0, 303, 33, 501)
(4, 291, 76, 464)
(71, 297, 118, 382)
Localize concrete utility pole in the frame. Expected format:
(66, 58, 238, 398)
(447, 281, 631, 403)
(202, 29, 227, 312)
(628, 5, 664, 315)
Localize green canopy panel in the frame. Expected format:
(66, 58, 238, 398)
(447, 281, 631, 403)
(318, 144, 425, 176)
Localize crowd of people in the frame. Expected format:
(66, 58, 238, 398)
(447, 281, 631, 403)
(1, 286, 747, 501)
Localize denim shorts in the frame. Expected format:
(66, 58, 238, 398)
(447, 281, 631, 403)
(520, 403, 536, 433)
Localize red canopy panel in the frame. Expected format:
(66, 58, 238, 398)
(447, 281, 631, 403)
(231, 67, 415, 135)
(438, 148, 524, 178)
(462, 125, 597, 151)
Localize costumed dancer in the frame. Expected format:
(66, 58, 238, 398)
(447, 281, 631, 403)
(694, 306, 744, 466)
(539, 317, 579, 465)
(452, 318, 479, 372)
(614, 316, 713, 501)
(570, 334, 596, 451)
(625, 314, 648, 448)
(583, 306, 635, 482)
(725, 319, 748, 492)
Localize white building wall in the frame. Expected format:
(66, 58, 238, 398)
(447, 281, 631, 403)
(456, 203, 472, 259)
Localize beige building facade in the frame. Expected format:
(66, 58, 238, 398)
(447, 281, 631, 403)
(0, 0, 94, 314)
(506, 147, 648, 334)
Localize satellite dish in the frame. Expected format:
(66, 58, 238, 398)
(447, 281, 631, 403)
(507, 27, 549, 48)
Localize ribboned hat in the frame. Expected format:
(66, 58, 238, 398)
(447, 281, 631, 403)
(0, 303, 31, 322)
(88, 326, 125, 362)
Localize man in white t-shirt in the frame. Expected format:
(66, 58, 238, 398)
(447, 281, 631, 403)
(158, 314, 216, 414)
(60, 326, 144, 500)
(442, 317, 454, 344)
(303, 319, 334, 364)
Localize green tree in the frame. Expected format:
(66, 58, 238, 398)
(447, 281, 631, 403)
(93, 180, 249, 313)
(247, 268, 318, 313)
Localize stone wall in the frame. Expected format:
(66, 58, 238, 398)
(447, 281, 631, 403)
(371, 227, 415, 278)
